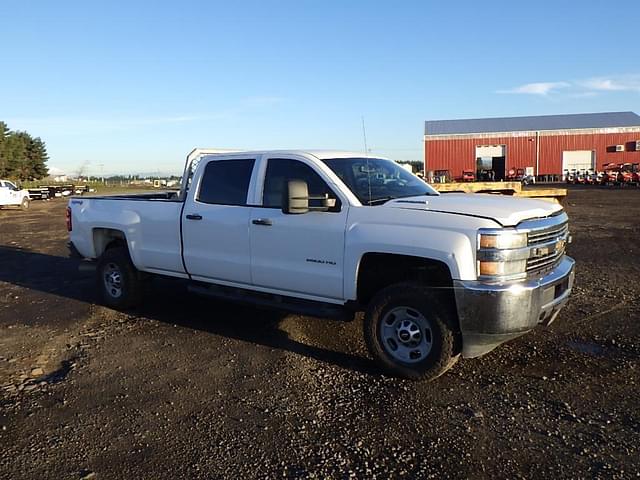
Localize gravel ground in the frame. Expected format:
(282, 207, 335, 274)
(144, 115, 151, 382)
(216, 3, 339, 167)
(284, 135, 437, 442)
(0, 187, 639, 479)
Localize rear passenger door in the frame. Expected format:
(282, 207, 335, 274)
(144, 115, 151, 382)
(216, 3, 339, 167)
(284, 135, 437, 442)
(182, 157, 257, 285)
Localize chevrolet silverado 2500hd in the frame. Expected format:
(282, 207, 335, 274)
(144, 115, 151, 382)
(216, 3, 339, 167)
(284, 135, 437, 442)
(68, 150, 575, 380)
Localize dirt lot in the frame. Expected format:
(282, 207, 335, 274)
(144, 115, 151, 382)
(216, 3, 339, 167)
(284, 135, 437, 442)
(1, 187, 639, 479)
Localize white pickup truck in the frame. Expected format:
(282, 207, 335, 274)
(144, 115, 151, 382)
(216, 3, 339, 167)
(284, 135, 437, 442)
(0, 180, 30, 209)
(68, 150, 575, 380)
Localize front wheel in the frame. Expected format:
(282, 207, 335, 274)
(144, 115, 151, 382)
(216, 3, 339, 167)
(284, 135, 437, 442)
(96, 246, 142, 309)
(20, 197, 30, 210)
(364, 283, 460, 381)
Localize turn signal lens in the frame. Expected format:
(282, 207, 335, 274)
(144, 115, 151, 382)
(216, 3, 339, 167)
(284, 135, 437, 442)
(479, 260, 527, 276)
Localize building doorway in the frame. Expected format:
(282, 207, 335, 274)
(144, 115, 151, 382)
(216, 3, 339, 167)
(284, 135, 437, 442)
(475, 145, 506, 181)
(562, 150, 595, 180)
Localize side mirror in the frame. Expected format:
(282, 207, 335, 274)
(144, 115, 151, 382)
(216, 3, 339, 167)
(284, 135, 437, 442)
(283, 179, 309, 214)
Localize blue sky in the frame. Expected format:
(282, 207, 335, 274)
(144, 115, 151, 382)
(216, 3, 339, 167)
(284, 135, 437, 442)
(1, 0, 639, 175)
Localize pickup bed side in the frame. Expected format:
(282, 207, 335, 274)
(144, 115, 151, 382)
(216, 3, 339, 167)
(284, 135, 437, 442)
(69, 197, 187, 276)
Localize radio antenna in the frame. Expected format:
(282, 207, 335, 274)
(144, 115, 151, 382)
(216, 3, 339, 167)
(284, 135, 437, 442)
(361, 116, 369, 155)
(361, 116, 372, 204)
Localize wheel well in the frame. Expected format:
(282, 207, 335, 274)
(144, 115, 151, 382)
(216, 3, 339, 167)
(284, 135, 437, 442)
(92, 228, 127, 258)
(357, 253, 459, 328)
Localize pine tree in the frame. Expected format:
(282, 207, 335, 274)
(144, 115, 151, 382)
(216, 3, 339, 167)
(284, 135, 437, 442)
(0, 122, 49, 180)
(30, 137, 49, 179)
(0, 121, 10, 177)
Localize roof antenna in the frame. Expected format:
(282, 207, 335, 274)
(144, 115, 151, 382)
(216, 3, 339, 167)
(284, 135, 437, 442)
(361, 115, 369, 155)
(361, 116, 372, 204)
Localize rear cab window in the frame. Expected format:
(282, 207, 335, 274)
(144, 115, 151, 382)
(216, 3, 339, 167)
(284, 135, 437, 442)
(197, 159, 255, 206)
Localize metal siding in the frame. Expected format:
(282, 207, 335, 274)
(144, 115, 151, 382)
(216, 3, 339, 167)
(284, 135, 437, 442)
(425, 136, 537, 175)
(426, 132, 640, 175)
(539, 132, 640, 173)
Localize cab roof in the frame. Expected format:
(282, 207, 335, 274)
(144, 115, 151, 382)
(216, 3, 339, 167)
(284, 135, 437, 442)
(188, 148, 390, 161)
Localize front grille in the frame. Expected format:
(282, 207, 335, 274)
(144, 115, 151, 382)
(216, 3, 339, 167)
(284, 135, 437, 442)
(524, 219, 569, 275)
(527, 221, 568, 245)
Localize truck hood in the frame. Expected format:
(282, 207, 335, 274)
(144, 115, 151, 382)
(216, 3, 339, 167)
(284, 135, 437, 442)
(385, 193, 563, 227)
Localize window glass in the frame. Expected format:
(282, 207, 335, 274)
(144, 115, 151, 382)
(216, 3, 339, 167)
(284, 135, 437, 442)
(321, 157, 436, 205)
(263, 159, 339, 210)
(197, 159, 255, 205)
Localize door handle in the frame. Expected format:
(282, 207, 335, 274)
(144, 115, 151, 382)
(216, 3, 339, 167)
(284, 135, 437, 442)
(186, 213, 203, 220)
(252, 218, 272, 226)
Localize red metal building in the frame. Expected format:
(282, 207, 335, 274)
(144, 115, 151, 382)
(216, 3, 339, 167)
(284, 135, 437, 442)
(424, 111, 640, 180)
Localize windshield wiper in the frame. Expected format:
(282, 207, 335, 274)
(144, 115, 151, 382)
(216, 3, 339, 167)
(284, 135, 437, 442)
(366, 196, 395, 205)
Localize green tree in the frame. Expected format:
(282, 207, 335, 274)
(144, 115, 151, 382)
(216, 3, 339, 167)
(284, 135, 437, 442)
(0, 121, 10, 177)
(3, 132, 29, 179)
(29, 137, 49, 179)
(0, 122, 49, 180)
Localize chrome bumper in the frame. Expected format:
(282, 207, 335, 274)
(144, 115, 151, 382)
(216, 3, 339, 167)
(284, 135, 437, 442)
(453, 256, 575, 358)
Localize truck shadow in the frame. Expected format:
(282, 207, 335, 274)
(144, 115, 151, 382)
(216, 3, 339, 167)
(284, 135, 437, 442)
(0, 245, 377, 376)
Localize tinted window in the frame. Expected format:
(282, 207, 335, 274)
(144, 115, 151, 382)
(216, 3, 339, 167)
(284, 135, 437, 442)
(197, 159, 255, 205)
(263, 159, 339, 210)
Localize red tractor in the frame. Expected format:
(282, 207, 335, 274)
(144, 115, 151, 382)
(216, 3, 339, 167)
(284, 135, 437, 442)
(600, 163, 621, 185)
(618, 163, 640, 184)
(461, 169, 475, 182)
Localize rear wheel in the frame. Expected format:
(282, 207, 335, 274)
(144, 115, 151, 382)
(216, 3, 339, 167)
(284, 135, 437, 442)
(364, 283, 460, 381)
(20, 197, 30, 210)
(96, 246, 142, 309)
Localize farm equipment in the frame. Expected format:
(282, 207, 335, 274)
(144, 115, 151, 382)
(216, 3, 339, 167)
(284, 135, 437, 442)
(600, 164, 620, 185)
(618, 163, 640, 184)
(507, 168, 535, 185)
(565, 169, 577, 184)
(461, 169, 475, 182)
(432, 169, 451, 183)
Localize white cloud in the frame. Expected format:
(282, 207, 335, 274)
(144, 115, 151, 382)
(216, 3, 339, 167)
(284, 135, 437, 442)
(579, 75, 640, 92)
(497, 81, 571, 96)
(499, 74, 640, 97)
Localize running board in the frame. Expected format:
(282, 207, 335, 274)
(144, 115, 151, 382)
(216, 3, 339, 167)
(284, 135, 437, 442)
(187, 282, 354, 321)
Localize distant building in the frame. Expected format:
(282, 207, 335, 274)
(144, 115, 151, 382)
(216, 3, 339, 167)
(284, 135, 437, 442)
(424, 111, 640, 180)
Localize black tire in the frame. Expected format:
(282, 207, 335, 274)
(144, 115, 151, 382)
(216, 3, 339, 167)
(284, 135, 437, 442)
(20, 197, 30, 210)
(364, 283, 460, 381)
(96, 246, 142, 309)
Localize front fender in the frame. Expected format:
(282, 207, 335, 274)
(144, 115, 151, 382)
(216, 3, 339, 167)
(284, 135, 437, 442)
(343, 222, 477, 301)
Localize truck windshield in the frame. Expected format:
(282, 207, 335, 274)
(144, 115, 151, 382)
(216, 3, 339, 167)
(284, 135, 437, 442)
(321, 157, 438, 205)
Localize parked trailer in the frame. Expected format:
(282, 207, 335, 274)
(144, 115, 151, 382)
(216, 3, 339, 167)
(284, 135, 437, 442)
(27, 187, 51, 200)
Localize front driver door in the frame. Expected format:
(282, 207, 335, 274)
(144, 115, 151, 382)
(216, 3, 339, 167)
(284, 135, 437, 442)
(249, 157, 347, 300)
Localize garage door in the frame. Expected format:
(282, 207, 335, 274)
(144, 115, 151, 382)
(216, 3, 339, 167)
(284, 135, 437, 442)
(562, 150, 595, 174)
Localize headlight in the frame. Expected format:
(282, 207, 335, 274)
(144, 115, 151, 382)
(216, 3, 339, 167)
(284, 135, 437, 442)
(477, 229, 528, 281)
(479, 232, 527, 249)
